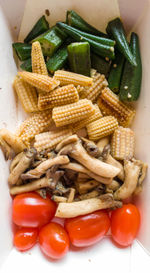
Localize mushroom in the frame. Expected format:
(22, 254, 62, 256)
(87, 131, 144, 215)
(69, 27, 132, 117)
(0, 128, 26, 154)
(53, 181, 70, 195)
(46, 167, 64, 190)
(0, 136, 15, 160)
(96, 136, 110, 153)
(81, 137, 101, 157)
(67, 188, 76, 203)
(114, 160, 142, 200)
(51, 195, 67, 203)
(59, 140, 120, 178)
(76, 180, 100, 194)
(63, 169, 78, 186)
(9, 177, 52, 195)
(106, 179, 121, 193)
(55, 135, 78, 152)
(61, 162, 112, 184)
(104, 154, 124, 181)
(100, 145, 124, 181)
(10, 152, 24, 172)
(36, 188, 47, 199)
(79, 190, 100, 200)
(8, 148, 37, 186)
(134, 160, 148, 195)
(21, 155, 69, 180)
(55, 193, 122, 218)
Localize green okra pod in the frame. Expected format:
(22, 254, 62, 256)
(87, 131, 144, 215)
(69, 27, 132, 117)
(32, 26, 66, 57)
(24, 15, 49, 43)
(12, 43, 31, 61)
(91, 53, 111, 77)
(106, 17, 136, 66)
(20, 58, 32, 72)
(119, 32, 142, 101)
(46, 46, 68, 74)
(57, 22, 115, 60)
(108, 51, 125, 93)
(67, 42, 91, 76)
(66, 10, 107, 38)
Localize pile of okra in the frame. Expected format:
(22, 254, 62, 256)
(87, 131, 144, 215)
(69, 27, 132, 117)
(13, 10, 142, 102)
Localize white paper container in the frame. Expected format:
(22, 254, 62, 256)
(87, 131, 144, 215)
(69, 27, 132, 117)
(0, 0, 150, 272)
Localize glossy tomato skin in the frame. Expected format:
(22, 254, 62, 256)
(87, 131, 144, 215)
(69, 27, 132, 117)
(12, 192, 56, 228)
(14, 227, 38, 251)
(65, 210, 110, 247)
(111, 204, 140, 247)
(39, 222, 69, 259)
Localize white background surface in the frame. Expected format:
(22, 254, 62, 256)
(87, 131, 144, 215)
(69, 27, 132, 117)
(0, 0, 150, 272)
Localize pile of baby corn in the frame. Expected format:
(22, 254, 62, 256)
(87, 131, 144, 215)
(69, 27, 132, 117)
(0, 41, 148, 217)
(12, 41, 136, 149)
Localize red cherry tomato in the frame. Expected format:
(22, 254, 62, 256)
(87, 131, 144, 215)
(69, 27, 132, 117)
(12, 192, 56, 228)
(65, 210, 110, 247)
(39, 222, 69, 259)
(111, 204, 140, 247)
(14, 227, 38, 251)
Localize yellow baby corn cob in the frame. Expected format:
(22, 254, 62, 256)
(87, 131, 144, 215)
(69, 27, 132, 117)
(54, 70, 93, 87)
(13, 76, 38, 113)
(78, 72, 108, 102)
(16, 110, 52, 145)
(97, 88, 136, 127)
(111, 127, 135, 160)
(34, 128, 72, 151)
(38, 84, 79, 110)
(72, 104, 102, 133)
(87, 116, 118, 141)
(32, 41, 48, 75)
(18, 71, 60, 92)
(52, 99, 95, 127)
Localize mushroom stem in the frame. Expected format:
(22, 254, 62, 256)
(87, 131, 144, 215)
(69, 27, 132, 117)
(0, 136, 14, 160)
(10, 152, 24, 172)
(104, 154, 124, 181)
(55, 194, 122, 218)
(8, 148, 37, 185)
(60, 141, 120, 178)
(0, 128, 26, 154)
(76, 180, 99, 194)
(61, 162, 112, 184)
(21, 155, 70, 180)
(134, 161, 148, 195)
(114, 160, 141, 200)
(56, 135, 78, 152)
(10, 177, 51, 195)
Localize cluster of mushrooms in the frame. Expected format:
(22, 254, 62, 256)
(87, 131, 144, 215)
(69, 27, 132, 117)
(6, 133, 147, 218)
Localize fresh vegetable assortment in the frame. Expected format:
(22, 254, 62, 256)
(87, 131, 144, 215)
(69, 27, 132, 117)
(0, 9, 148, 260)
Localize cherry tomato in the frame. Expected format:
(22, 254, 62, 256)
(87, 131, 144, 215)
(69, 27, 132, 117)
(111, 204, 140, 247)
(12, 192, 56, 228)
(14, 227, 38, 251)
(65, 210, 110, 247)
(39, 222, 69, 259)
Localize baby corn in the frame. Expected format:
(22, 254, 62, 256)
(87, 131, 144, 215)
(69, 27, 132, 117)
(54, 70, 93, 87)
(111, 127, 135, 160)
(97, 87, 136, 127)
(87, 116, 118, 141)
(18, 71, 60, 92)
(72, 104, 102, 133)
(13, 76, 38, 113)
(52, 99, 95, 127)
(34, 128, 72, 151)
(38, 84, 79, 110)
(31, 41, 48, 75)
(16, 110, 53, 145)
(78, 72, 108, 102)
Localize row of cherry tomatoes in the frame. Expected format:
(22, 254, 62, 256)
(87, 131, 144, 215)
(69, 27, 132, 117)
(12, 192, 140, 260)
